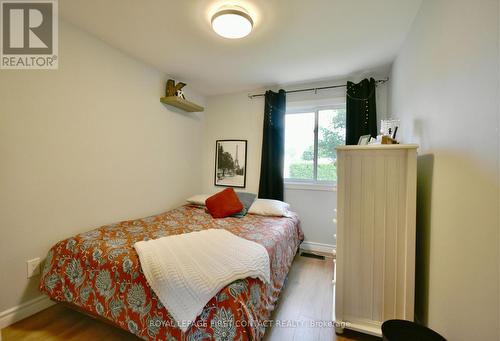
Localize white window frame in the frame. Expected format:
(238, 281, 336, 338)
(284, 103, 346, 189)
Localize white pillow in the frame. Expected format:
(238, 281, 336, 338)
(186, 194, 211, 206)
(247, 199, 291, 217)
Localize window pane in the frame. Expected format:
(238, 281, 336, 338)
(284, 112, 315, 180)
(317, 108, 346, 181)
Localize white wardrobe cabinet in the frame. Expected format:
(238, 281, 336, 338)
(334, 145, 418, 336)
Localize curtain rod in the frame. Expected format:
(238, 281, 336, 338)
(247, 78, 389, 99)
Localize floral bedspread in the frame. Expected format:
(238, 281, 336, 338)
(39, 205, 303, 340)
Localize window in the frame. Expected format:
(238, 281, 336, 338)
(284, 106, 346, 183)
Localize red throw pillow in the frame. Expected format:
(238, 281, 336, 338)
(205, 188, 244, 218)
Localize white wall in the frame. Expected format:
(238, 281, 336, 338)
(0, 21, 205, 316)
(390, 0, 499, 339)
(202, 92, 264, 194)
(202, 74, 389, 250)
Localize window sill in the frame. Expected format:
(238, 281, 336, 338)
(284, 182, 337, 192)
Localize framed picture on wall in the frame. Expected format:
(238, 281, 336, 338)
(214, 140, 247, 188)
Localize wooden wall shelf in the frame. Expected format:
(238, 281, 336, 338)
(160, 96, 204, 112)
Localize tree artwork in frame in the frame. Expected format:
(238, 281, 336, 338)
(215, 140, 247, 188)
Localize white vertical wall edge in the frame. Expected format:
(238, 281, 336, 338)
(334, 145, 417, 336)
(0, 295, 54, 329)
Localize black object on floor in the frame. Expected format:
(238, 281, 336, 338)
(300, 252, 325, 260)
(382, 319, 446, 341)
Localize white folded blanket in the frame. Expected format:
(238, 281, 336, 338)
(134, 229, 270, 332)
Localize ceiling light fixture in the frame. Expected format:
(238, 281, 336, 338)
(211, 5, 253, 39)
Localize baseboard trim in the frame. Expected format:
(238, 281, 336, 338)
(300, 241, 335, 255)
(0, 295, 54, 329)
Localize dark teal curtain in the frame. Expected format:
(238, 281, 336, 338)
(346, 78, 377, 145)
(258, 90, 286, 201)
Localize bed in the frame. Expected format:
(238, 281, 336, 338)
(39, 204, 303, 340)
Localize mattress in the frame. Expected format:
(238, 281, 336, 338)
(39, 205, 303, 340)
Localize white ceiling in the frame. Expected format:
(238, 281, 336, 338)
(60, 0, 422, 96)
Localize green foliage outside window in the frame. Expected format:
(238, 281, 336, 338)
(287, 108, 345, 182)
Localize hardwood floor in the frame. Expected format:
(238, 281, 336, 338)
(263, 254, 379, 341)
(2, 255, 380, 341)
